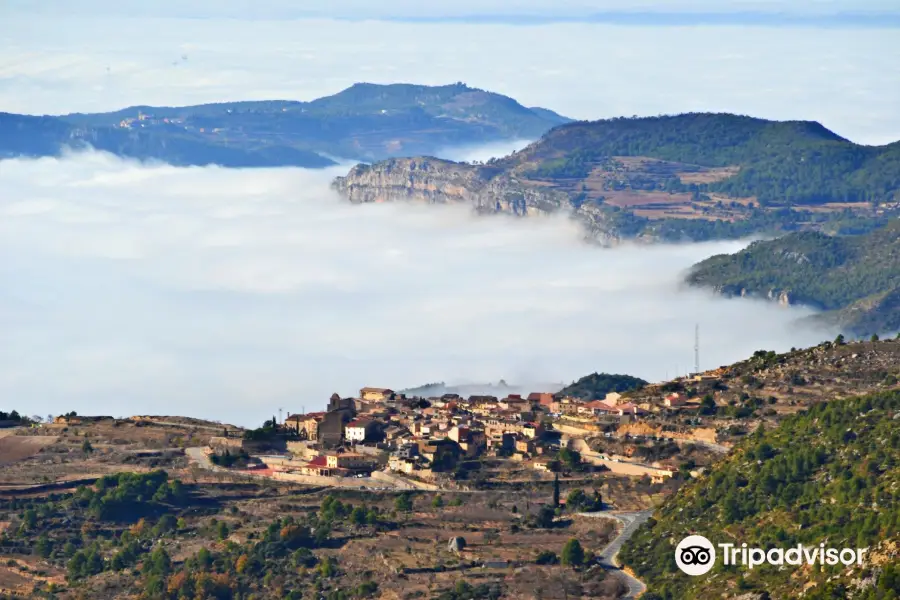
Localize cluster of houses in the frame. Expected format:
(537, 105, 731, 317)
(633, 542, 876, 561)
(262, 385, 683, 482)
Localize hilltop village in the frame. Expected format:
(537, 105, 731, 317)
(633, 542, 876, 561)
(196, 381, 725, 490)
(189, 336, 900, 492)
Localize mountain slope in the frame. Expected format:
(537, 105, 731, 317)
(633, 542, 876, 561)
(2, 83, 569, 168)
(0, 112, 336, 168)
(685, 220, 900, 335)
(557, 372, 648, 400)
(619, 389, 900, 599)
(333, 113, 900, 243)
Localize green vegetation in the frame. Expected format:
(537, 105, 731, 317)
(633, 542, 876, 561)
(0, 409, 26, 422)
(557, 372, 648, 400)
(564, 489, 603, 512)
(560, 538, 586, 568)
(524, 113, 900, 206)
(243, 416, 282, 441)
(557, 448, 583, 472)
(0, 471, 190, 590)
(78, 471, 188, 521)
(210, 448, 250, 467)
(686, 219, 900, 335)
(620, 390, 900, 599)
(393, 493, 414, 513)
(435, 580, 503, 600)
(0, 481, 400, 599)
(638, 205, 889, 243)
(1, 83, 568, 167)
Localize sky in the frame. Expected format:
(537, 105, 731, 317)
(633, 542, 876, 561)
(0, 152, 833, 425)
(1, 3, 899, 144)
(5, 0, 900, 20)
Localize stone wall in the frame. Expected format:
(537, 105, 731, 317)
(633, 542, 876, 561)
(208, 437, 244, 451)
(286, 441, 318, 459)
(370, 470, 440, 491)
(616, 423, 720, 445)
(271, 471, 377, 488)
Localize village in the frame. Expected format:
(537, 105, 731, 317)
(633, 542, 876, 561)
(196, 377, 729, 491)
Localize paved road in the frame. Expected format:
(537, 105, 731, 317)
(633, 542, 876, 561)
(186, 446, 215, 469)
(580, 510, 654, 599)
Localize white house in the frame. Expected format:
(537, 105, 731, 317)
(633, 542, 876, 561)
(345, 420, 376, 442)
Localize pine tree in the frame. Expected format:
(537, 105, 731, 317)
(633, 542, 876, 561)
(561, 538, 585, 568)
(552, 473, 560, 508)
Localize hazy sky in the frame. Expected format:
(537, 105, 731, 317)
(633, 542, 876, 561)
(5, 0, 899, 19)
(1, 5, 898, 144)
(0, 152, 832, 425)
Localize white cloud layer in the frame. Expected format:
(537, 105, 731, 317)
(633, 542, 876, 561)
(0, 152, 833, 425)
(1, 16, 897, 145)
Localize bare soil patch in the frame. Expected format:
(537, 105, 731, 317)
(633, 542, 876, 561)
(0, 435, 57, 466)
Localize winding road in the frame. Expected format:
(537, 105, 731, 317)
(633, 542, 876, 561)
(580, 509, 654, 599)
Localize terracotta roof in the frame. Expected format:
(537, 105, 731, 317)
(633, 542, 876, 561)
(287, 412, 326, 421)
(585, 401, 617, 411)
(346, 420, 373, 428)
(338, 452, 367, 459)
(306, 455, 328, 467)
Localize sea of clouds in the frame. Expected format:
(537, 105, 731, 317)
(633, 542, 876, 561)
(1, 1, 889, 424)
(0, 151, 833, 425)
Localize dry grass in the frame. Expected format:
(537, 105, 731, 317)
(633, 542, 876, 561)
(678, 166, 740, 185)
(0, 435, 57, 466)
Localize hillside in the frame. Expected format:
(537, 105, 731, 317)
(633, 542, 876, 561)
(1, 341, 900, 598)
(512, 114, 900, 206)
(333, 113, 900, 243)
(557, 373, 648, 400)
(619, 389, 900, 599)
(0, 83, 569, 168)
(685, 220, 900, 335)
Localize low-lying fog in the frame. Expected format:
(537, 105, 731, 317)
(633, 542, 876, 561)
(0, 151, 832, 425)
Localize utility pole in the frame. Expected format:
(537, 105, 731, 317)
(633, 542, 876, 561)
(694, 323, 700, 375)
(278, 407, 283, 425)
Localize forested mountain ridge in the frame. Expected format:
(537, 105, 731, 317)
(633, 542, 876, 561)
(620, 390, 900, 599)
(556, 373, 648, 400)
(685, 219, 900, 335)
(0, 83, 570, 168)
(334, 113, 900, 243)
(511, 113, 900, 205)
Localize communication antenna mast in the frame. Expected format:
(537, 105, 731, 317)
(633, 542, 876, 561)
(694, 323, 700, 375)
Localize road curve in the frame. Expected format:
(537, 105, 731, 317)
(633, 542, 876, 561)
(580, 509, 654, 599)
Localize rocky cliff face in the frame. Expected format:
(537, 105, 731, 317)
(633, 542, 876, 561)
(331, 157, 626, 245)
(711, 284, 797, 307)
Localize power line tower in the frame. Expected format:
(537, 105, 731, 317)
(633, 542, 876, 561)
(694, 323, 700, 375)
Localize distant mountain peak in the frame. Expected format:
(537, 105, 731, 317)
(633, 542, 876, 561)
(1, 83, 570, 167)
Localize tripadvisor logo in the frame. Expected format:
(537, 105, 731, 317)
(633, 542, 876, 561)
(675, 535, 868, 576)
(676, 535, 717, 576)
